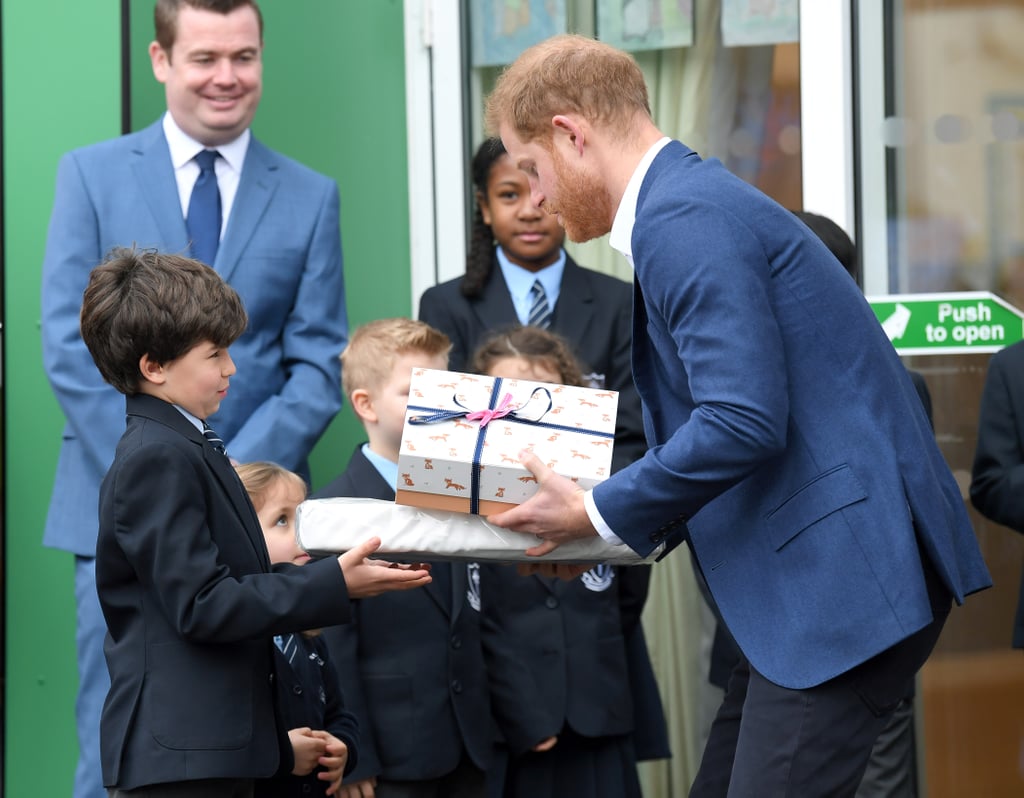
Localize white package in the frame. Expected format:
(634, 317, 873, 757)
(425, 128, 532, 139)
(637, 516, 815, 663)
(296, 497, 661, 565)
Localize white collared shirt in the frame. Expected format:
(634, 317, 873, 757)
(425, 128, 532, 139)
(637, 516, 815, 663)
(162, 112, 250, 239)
(608, 136, 672, 267)
(496, 247, 567, 325)
(585, 136, 671, 547)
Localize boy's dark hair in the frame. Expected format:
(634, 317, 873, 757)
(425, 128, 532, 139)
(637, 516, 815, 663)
(155, 0, 263, 54)
(792, 210, 858, 281)
(462, 137, 508, 299)
(469, 324, 585, 388)
(80, 247, 248, 395)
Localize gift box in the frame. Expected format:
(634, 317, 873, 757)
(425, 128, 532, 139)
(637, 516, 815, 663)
(396, 368, 617, 515)
(296, 497, 660, 564)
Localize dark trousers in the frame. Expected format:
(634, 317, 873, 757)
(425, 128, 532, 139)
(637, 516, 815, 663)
(690, 557, 950, 798)
(110, 779, 253, 798)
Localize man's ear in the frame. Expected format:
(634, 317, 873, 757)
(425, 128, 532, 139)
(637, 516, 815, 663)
(552, 115, 586, 156)
(149, 40, 170, 83)
(138, 353, 167, 386)
(349, 389, 378, 424)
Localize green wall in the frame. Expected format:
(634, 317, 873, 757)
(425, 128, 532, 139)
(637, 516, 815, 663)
(3, 1, 411, 794)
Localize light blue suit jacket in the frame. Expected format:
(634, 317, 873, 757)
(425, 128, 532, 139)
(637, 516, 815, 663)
(41, 119, 347, 556)
(593, 141, 991, 689)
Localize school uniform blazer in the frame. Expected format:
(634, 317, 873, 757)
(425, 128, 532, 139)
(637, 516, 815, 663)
(593, 141, 991, 689)
(41, 118, 347, 557)
(970, 340, 1024, 648)
(314, 447, 494, 782)
(418, 252, 645, 471)
(480, 563, 634, 756)
(97, 394, 352, 790)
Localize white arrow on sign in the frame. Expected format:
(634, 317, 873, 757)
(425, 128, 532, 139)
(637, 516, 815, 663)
(880, 303, 911, 341)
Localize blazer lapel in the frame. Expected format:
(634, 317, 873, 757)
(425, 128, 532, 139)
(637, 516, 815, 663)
(215, 137, 279, 284)
(130, 123, 190, 252)
(473, 256, 521, 329)
(551, 255, 596, 345)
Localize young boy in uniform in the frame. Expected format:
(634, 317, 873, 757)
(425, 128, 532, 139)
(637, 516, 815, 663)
(315, 318, 496, 797)
(80, 249, 430, 797)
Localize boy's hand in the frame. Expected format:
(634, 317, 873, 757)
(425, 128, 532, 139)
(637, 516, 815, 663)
(338, 537, 431, 598)
(532, 735, 559, 752)
(289, 727, 328, 776)
(339, 777, 377, 798)
(311, 730, 348, 795)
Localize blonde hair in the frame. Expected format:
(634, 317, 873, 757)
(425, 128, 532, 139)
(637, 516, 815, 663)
(485, 34, 651, 143)
(469, 325, 585, 388)
(235, 461, 307, 509)
(341, 318, 451, 399)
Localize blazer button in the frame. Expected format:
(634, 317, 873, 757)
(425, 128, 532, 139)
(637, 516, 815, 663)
(545, 596, 559, 609)
(292, 685, 303, 695)
(451, 679, 463, 694)
(450, 634, 462, 650)
(268, 673, 275, 685)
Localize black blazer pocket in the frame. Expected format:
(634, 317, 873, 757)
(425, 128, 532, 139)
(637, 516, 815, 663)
(765, 464, 867, 551)
(149, 642, 252, 749)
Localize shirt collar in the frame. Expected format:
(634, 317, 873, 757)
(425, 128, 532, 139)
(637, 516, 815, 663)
(609, 137, 672, 265)
(361, 443, 398, 491)
(162, 111, 250, 174)
(495, 246, 566, 305)
(174, 405, 205, 433)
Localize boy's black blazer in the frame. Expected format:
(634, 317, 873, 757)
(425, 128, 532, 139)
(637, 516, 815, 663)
(315, 446, 495, 782)
(96, 394, 353, 790)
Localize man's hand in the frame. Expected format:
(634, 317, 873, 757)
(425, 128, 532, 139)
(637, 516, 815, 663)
(487, 450, 598, 571)
(338, 537, 432, 598)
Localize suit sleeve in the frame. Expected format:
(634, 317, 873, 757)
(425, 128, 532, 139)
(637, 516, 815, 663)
(971, 351, 1024, 533)
(41, 151, 125, 478)
(109, 442, 351, 639)
(593, 203, 789, 549)
(226, 180, 347, 467)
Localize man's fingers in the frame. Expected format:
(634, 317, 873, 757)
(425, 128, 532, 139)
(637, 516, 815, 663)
(517, 449, 552, 480)
(525, 538, 559, 557)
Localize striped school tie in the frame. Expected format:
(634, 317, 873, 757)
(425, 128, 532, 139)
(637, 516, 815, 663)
(528, 279, 552, 329)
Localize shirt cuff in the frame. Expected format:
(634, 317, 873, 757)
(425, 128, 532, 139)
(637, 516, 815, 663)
(584, 489, 624, 546)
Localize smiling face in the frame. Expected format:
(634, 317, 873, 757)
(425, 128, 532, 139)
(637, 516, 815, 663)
(150, 4, 263, 146)
(139, 339, 235, 420)
(255, 476, 309, 566)
(480, 154, 565, 272)
(499, 124, 615, 245)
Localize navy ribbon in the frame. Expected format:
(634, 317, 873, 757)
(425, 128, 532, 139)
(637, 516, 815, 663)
(407, 377, 614, 514)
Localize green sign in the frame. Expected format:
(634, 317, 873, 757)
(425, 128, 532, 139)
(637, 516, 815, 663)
(865, 292, 1024, 355)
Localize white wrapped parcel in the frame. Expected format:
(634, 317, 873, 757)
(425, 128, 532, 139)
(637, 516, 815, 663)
(296, 497, 661, 565)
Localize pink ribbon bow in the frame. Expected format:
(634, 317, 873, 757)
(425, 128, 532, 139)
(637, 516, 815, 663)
(465, 392, 514, 428)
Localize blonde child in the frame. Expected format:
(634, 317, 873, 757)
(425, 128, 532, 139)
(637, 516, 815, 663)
(314, 318, 496, 798)
(238, 461, 360, 798)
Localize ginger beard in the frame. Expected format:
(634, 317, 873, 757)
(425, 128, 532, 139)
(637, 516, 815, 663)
(545, 145, 616, 244)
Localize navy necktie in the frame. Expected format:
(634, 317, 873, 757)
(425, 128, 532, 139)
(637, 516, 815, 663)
(528, 279, 552, 329)
(187, 149, 222, 265)
(202, 421, 227, 455)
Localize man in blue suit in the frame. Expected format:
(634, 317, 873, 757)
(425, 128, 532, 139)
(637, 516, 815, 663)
(40, 3, 346, 797)
(485, 34, 991, 796)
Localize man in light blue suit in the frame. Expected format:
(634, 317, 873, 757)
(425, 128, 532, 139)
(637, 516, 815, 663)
(40, 3, 346, 797)
(486, 35, 991, 796)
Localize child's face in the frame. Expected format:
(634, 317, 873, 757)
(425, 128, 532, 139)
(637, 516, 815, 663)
(372, 351, 449, 459)
(480, 154, 565, 272)
(141, 340, 235, 420)
(256, 477, 310, 566)
(486, 356, 561, 385)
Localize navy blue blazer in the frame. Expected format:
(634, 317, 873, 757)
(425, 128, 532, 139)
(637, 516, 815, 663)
(418, 252, 645, 471)
(594, 141, 991, 689)
(97, 395, 353, 790)
(315, 447, 495, 782)
(970, 340, 1024, 648)
(42, 118, 346, 557)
